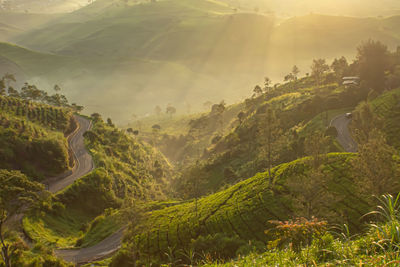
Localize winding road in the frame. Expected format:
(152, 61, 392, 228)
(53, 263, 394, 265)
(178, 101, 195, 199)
(40, 113, 356, 264)
(48, 115, 94, 193)
(41, 115, 123, 264)
(330, 114, 358, 153)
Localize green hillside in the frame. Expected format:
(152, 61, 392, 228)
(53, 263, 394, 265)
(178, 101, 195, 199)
(0, 12, 62, 42)
(1, 3, 400, 266)
(0, 95, 73, 180)
(0, 42, 80, 78)
(172, 76, 364, 196)
(115, 153, 377, 265)
(3, 0, 399, 122)
(22, 112, 172, 249)
(368, 88, 400, 148)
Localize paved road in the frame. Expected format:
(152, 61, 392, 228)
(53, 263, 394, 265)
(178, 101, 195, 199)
(48, 115, 94, 193)
(56, 229, 124, 264)
(41, 115, 123, 264)
(330, 114, 358, 153)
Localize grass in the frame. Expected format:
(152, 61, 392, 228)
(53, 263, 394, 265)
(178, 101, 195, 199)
(22, 116, 170, 250)
(298, 107, 354, 137)
(0, 95, 72, 180)
(370, 88, 400, 148)
(121, 153, 372, 264)
(127, 112, 203, 136)
(77, 210, 122, 248)
(201, 193, 400, 267)
(23, 208, 93, 248)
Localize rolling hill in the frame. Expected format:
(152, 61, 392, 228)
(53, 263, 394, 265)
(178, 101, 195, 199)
(219, 0, 400, 17)
(1, 0, 400, 122)
(0, 12, 61, 41)
(0, 0, 88, 14)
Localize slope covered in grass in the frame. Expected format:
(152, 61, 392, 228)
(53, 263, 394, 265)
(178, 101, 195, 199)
(369, 87, 400, 148)
(0, 95, 72, 180)
(117, 153, 372, 264)
(23, 114, 172, 249)
(173, 74, 369, 196)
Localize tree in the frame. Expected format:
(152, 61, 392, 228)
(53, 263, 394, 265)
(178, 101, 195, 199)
(154, 105, 162, 117)
(214, 100, 226, 132)
(53, 84, 61, 92)
(351, 101, 383, 144)
(0, 170, 45, 267)
(107, 118, 114, 127)
(311, 59, 330, 86)
(257, 108, 283, 187)
(71, 103, 84, 112)
(0, 79, 5, 95)
(1, 74, 15, 95)
(331, 56, 349, 83)
(253, 85, 263, 97)
(263, 77, 272, 93)
(91, 113, 103, 122)
(166, 105, 176, 118)
(288, 131, 332, 219)
(385, 65, 400, 90)
(292, 65, 300, 80)
(356, 40, 390, 92)
(237, 111, 245, 124)
(7, 87, 19, 98)
(284, 73, 294, 82)
(287, 169, 331, 219)
(351, 129, 399, 197)
(20, 83, 43, 101)
(304, 131, 329, 170)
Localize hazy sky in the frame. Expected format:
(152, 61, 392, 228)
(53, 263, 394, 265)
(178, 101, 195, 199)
(225, 0, 400, 17)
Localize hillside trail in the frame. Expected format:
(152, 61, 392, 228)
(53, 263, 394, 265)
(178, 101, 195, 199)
(330, 114, 358, 152)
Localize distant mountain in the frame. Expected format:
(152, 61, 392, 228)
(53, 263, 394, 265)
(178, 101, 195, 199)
(1, 0, 400, 122)
(0, 12, 61, 41)
(0, 0, 88, 13)
(0, 22, 21, 40)
(0, 54, 25, 81)
(220, 0, 400, 17)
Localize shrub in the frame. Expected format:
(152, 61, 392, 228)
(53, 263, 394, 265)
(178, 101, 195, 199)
(325, 126, 338, 138)
(267, 217, 328, 252)
(190, 233, 246, 261)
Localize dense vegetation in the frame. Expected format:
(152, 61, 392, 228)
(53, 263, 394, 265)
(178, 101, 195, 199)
(1, 1, 400, 264)
(108, 40, 400, 266)
(0, 86, 74, 179)
(169, 41, 400, 198)
(21, 112, 171, 254)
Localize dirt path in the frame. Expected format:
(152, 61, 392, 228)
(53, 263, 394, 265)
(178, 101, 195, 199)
(330, 114, 358, 152)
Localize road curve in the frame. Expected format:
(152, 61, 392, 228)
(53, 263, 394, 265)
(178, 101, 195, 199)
(330, 114, 358, 153)
(48, 115, 94, 193)
(56, 229, 124, 264)
(41, 115, 123, 264)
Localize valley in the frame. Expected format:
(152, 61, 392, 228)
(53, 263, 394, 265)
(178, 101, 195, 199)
(0, 1, 400, 266)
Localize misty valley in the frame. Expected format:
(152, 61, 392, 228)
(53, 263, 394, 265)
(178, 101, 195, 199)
(1, 0, 400, 266)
